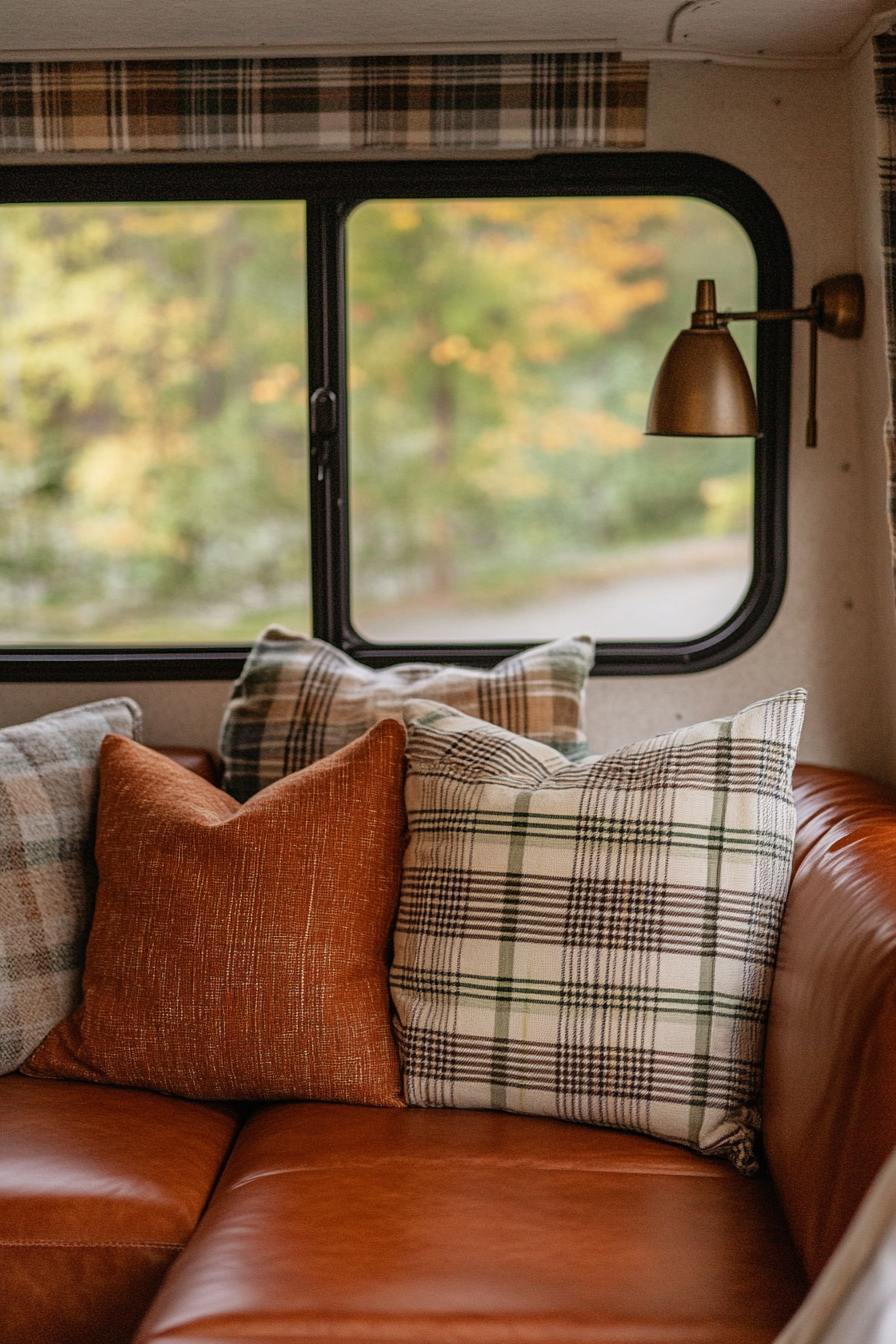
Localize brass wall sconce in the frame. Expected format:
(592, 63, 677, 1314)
(646, 274, 865, 446)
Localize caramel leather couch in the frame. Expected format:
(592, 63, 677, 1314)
(3, 760, 896, 1344)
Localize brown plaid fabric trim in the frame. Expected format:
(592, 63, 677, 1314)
(0, 698, 142, 1075)
(220, 628, 595, 802)
(391, 690, 806, 1174)
(0, 55, 648, 154)
(875, 35, 896, 580)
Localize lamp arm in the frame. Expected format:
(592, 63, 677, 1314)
(718, 307, 822, 447)
(717, 306, 817, 324)
(718, 306, 821, 448)
(806, 316, 819, 448)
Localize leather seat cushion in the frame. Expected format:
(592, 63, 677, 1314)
(0, 1074, 240, 1344)
(136, 1103, 808, 1344)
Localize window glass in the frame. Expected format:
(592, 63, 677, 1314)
(0, 201, 308, 645)
(346, 197, 756, 644)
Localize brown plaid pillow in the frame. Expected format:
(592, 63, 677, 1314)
(220, 629, 594, 802)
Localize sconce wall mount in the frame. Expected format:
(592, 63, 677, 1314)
(646, 273, 864, 446)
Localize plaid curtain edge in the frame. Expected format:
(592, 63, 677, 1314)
(0, 54, 648, 155)
(874, 34, 896, 586)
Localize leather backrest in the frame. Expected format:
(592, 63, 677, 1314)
(763, 763, 896, 1280)
(151, 746, 222, 788)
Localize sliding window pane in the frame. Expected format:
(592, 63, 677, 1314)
(0, 201, 308, 644)
(346, 197, 755, 644)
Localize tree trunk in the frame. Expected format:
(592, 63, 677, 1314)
(431, 367, 454, 594)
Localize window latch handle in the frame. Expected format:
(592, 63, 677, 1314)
(308, 389, 335, 483)
(310, 387, 337, 482)
(310, 386, 337, 439)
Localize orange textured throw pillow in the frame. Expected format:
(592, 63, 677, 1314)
(23, 723, 407, 1105)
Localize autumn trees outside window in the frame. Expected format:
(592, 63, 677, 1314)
(0, 156, 791, 680)
(346, 195, 756, 646)
(0, 202, 310, 646)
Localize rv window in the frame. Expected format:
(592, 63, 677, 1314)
(346, 196, 756, 647)
(0, 155, 791, 680)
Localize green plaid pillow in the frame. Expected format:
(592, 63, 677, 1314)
(391, 690, 806, 1174)
(220, 628, 594, 802)
(0, 698, 142, 1075)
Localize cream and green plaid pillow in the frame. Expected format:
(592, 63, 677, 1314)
(220, 628, 594, 802)
(391, 690, 806, 1174)
(0, 698, 143, 1075)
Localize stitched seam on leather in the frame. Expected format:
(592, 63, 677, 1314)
(0, 1239, 183, 1249)
(226, 1160, 730, 1191)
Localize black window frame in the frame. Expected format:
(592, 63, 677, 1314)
(0, 152, 791, 682)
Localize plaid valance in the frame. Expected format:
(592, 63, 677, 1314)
(874, 34, 896, 581)
(0, 54, 648, 156)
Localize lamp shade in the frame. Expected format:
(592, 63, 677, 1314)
(645, 326, 760, 437)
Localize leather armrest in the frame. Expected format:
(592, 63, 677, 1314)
(763, 763, 896, 1281)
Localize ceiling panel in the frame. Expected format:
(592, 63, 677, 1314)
(0, 0, 890, 61)
(665, 0, 886, 57)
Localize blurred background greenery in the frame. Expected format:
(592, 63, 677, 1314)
(0, 201, 309, 643)
(347, 196, 755, 643)
(0, 195, 755, 646)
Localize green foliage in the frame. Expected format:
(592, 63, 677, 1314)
(0, 202, 308, 642)
(0, 194, 756, 644)
(347, 197, 756, 615)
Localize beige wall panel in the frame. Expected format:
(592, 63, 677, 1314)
(0, 681, 233, 751)
(3, 53, 896, 782)
(587, 55, 896, 783)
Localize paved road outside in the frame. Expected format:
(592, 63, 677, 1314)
(357, 561, 751, 644)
